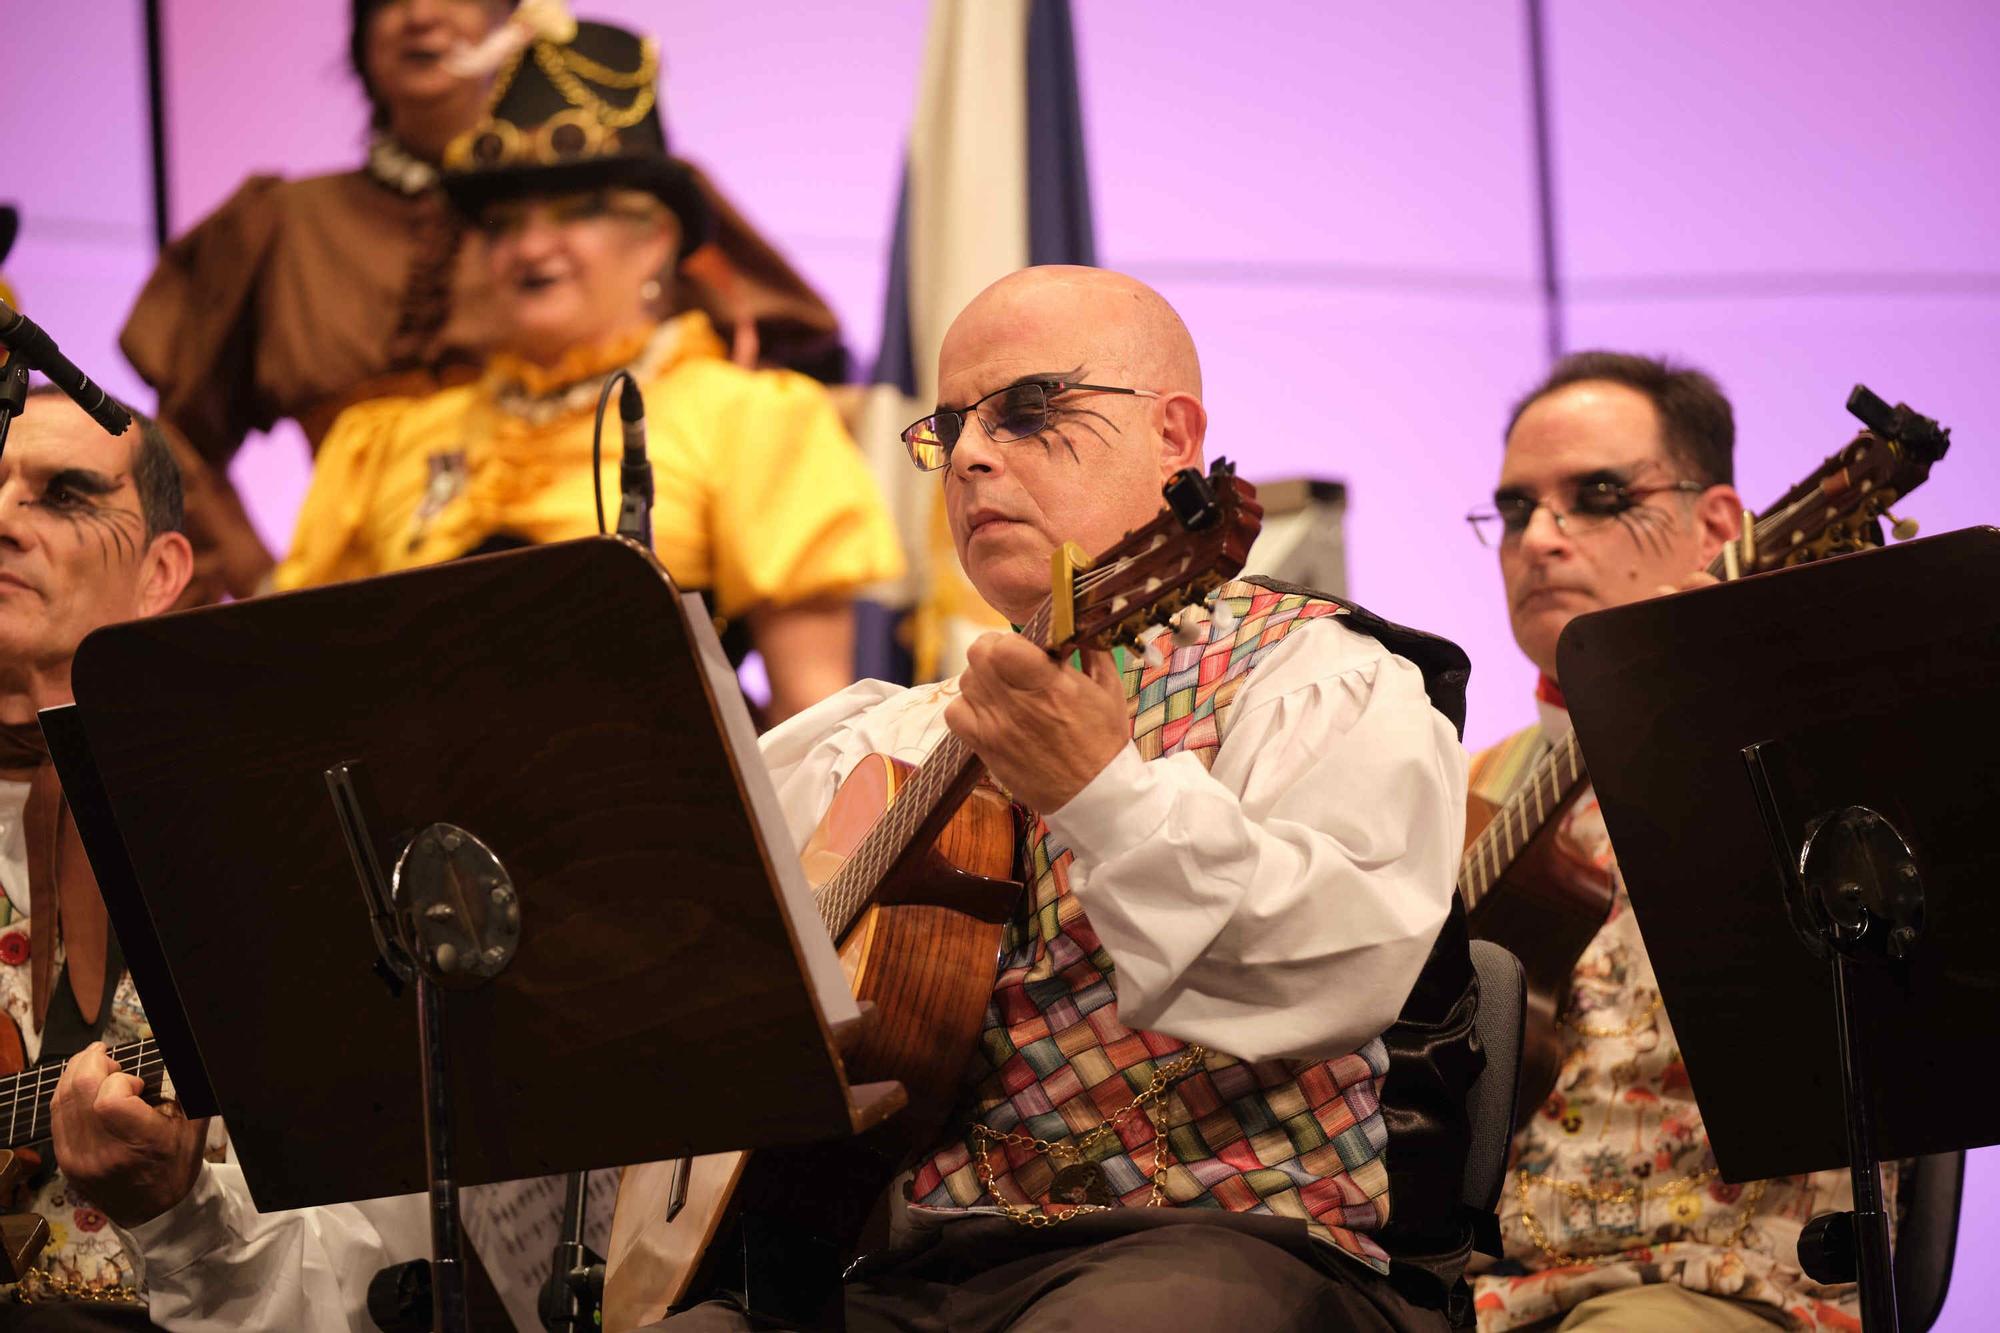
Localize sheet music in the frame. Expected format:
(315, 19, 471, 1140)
(460, 1172, 617, 1331)
(684, 593, 861, 1028)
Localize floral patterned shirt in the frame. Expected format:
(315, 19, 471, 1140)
(0, 776, 152, 1295)
(1468, 704, 1883, 1332)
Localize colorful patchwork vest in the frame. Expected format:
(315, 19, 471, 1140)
(907, 578, 1473, 1278)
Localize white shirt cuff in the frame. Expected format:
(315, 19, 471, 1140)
(116, 1159, 236, 1283)
(1044, 743, 1174, 870)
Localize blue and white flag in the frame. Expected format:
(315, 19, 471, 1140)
(853, 0, 1095, 681)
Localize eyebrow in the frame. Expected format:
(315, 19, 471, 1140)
(932, 367, 1083, 416)
(1493, 466, 1635, 501)
(46, 467, 125, 497)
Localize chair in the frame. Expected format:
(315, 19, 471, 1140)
(1894, 1150, 1965, 1332)
(1462, 940, 1526, 1253)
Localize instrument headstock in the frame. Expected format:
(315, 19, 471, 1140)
(1046, 460, 1263, 655)
(1732, 384, 1952, 573)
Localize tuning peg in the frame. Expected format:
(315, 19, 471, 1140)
(1886, 511, 1919, 540)
(1142, 636, 1167, 669)
(1209, 601, 1238, 637)
(1170, 606, 1207, 648)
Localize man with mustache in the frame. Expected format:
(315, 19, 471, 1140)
(56, 266, 1481, 1331)
(0, 385, 191, 1326)
(1465, 353, 1879, 1330)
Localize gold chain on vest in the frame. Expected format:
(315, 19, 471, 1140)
(1513, 1166, 1771, 1267)
(10, 1269, 146, 1306)
(970, 1045, 1205, 1228)
(532, 39, 657, 129)
(1560, 991, 1664, 1038)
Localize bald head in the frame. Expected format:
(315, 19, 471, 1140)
(942, 265, 1202, 404)
(935, 266, 1210, 623)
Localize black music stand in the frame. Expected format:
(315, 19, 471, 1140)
(1556, 526, 2000, 1333)
(57, 539, 903, 1333)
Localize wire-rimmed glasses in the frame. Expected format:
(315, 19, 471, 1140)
(901, 380, 1160, 472)
(1466, 480, 1706, 547)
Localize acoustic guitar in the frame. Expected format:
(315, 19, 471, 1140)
(0, 1035, 168, 1279)
(1464, 385, 1952, 1129)
(602, 463, 1263, 1331)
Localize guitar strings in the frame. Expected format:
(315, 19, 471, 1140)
(0, 1039, 169, 1141)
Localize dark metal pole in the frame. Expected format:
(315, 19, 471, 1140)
(416, 974, 469, 1333)
(141, 0, 172, 249)
(1830, 952, 1899, 1333)
(1524, 0, 1565, 362)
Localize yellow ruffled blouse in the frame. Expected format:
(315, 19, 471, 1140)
(275, 311, 903, 618)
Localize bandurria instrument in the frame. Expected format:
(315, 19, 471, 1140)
(604, 462, 1263, 1330)
(0, 1036, 169, 1279)
(1464, 384, 1952, 1129)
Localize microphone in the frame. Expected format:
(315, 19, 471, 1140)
(0, 297, 131, 438)
(614, 378, 653, 548)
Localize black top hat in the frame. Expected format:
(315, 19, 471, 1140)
(442, 21, 709, 255)
(0, 206, 17, 269)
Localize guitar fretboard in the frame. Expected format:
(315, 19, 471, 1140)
(1, 1036, 166, 1148)
(1458, 731, 1586, 906)
(813, 602, 1057, 941)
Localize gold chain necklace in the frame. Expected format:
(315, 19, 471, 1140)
(1561, 992, 1663, 1038)
(532, 39, 657, 129)
(971, 1045, 1205, 1228)
(488, 318, 688, 425)
(1513, 1167, 1770, 1267)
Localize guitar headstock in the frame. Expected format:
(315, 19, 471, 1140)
(1046, 459, 1263, 655)
(1738, 384, 1952, 572)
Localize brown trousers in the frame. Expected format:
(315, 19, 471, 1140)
(651, 1211, 1449, 1333)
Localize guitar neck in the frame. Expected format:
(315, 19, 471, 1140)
(0, 1036, 164, 1148)
(1459, 730, 1588, 907)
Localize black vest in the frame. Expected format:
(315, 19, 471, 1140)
(1244, 577, 1484, 1319)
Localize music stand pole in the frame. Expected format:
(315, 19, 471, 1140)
(1745, 758, 1906, 1330)
(540, 1169, 603, 1332)
(330, 763, 521, 1333)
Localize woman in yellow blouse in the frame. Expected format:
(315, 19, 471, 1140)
(276, 19, 900, 720)
(123, 0, 853, 605)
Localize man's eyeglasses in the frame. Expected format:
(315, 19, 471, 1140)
(901, 381, 1160, 472)
(1465, 480, 1706, 548)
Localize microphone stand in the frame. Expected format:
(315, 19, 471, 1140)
(0, 359, 26, 459)
(0, 297, 130, 441)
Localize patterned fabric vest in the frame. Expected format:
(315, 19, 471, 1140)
(907, 580, 1399, 1271)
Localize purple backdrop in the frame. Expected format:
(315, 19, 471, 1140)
(3, 3, 1997, 1321)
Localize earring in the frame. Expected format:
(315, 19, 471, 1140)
(641, 278, 662, 303)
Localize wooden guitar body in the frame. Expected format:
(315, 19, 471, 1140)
(1465, 781, 1619, 1130)
(604, 756, 1018, 1332)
